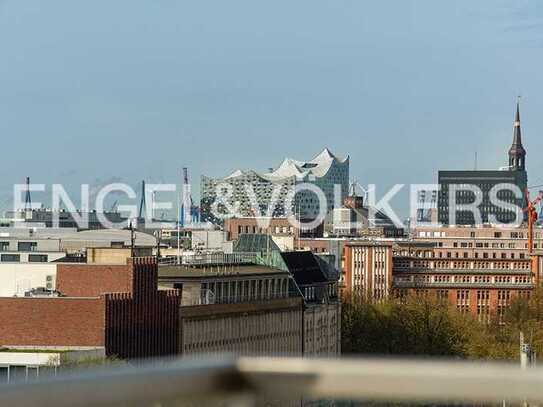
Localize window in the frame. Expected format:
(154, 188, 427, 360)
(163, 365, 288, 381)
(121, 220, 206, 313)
(1, 254, 20, 262)
(456, 290, 469, 313)
(437, 290, 448, 301)
(476, 290, 491, 324)
(18, 242, 37, 252)
(28, 254, 48, 263)
(0, 242, 8, 251)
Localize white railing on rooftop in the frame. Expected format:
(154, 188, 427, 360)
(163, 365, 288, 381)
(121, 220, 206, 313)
(159, 252, 258, 266)
(2, 356, 543, 406)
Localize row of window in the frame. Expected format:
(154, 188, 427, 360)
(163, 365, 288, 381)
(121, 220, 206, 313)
(397, 274, 532, 285)
(198, 277, 291, 305)
(397, 259, 530, 270)
(0, 242, 38, 252)
(0, 254, 48, 263)
(439, 251, 525, 259)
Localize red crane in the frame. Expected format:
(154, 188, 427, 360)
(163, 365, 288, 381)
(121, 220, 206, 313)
(525, 189, 543, 254)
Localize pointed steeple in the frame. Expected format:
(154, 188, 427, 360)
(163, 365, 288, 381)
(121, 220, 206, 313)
(508, 97, 526, 171)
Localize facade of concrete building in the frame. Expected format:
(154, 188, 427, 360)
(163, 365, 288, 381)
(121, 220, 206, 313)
(159, 264, 293, 306)
(191, 230, 229, 251)
(437, 102, 528, 225)
(158, 262, 304, 356)
(0, 258, 180, 359)
(0, 237, 65, 263)
(0, 227, 156, 255)
(201, 149, 349, 222)
(343, 242, 394, 301)
(159, 250, 342, 357)
(0, 263, 58, 297)
(0, 348, 105, 383)
(179, 298, 303, 356)
(280, 251, 341, 356)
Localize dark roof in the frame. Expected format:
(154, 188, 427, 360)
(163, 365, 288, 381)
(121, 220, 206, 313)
(280, 251, 329, 285)
(510, 100, 526, 156)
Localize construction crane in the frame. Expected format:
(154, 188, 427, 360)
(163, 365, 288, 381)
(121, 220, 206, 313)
(524, 189, 543, 254)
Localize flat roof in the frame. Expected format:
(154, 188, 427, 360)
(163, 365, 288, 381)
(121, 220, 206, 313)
(158, 264, 287, 279)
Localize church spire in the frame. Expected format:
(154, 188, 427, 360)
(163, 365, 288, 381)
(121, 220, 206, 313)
(508, 97, 526, 171)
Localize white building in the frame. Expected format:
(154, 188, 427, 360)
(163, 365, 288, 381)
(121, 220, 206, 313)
(0, 347, 105, 383)
(0, 263, 58, 297)
(201, 149, 349, 221)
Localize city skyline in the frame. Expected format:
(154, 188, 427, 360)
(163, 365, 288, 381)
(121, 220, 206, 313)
(2, 1, 543, 217)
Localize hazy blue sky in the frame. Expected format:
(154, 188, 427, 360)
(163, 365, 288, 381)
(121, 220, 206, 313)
(1, 0, 543, 215)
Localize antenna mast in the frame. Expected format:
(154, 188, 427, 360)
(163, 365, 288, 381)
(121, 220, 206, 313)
(138, 180, 146, 220)
(24, 177, 32, 212)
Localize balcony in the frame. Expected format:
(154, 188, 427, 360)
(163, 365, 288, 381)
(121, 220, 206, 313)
(1, 357, 543, 406)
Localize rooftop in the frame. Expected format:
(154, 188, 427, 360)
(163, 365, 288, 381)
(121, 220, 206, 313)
(158, 264, 287, 279)
(211, 148, 348, 183)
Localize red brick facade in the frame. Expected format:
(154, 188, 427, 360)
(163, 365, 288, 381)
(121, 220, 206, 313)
(393, 256, 535, 321)
(0, 298, 105, 347)
(104, 258, 179, 359)
(57, 264, 132, 297)
(0, 258, 180, 358)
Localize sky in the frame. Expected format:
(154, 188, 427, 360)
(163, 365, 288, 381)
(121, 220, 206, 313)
(1, 0, 543, 216)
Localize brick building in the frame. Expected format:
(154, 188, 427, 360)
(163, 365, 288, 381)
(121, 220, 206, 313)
(392, 255, 535, 323)
(338, 235, 543, 321)
(343, 241, 393, 301)
(0, 258, 179, 359)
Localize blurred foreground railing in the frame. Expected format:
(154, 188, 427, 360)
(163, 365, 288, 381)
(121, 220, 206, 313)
(2, 356, 543, 406)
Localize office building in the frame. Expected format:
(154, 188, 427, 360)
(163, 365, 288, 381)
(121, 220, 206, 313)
(437, 102, 528, 225)
(343, 241, 393, 301)
(158, 259, 304, 356)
